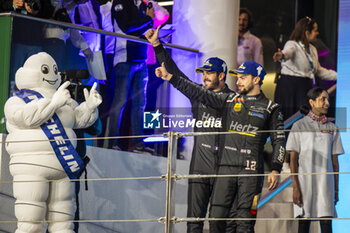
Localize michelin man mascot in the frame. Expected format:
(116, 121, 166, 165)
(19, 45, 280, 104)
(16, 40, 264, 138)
(4, 52, 102, 233)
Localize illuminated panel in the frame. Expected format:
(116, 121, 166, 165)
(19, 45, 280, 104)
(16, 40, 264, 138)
(334, 0, 350, 231)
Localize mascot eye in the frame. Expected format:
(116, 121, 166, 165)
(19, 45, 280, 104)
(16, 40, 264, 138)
(53, 65, 58, 75)
(41, 65, 50, 74)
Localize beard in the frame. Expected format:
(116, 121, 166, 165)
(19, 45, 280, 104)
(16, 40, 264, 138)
(204, 77, 220, 91)
(239, 25, 248, 33)
(238, 82, 254, 95)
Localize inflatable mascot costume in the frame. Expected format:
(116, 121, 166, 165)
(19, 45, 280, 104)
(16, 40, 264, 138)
(4, 52, 102, 233)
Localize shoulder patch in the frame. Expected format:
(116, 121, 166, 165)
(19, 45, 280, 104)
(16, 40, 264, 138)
(227, 93, 240, 103)
(248, 111, 264, 119)
(266, 101, 279, 113)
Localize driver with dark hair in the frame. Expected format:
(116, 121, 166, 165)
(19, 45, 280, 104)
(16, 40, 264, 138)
(155, 60, 285, 233)
(145, 26, 235, 233)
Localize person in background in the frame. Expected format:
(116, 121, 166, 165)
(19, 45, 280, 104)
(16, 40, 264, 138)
(0, 0, 54, 95)
(0, 0, 49, 14)
(273, 17, 337, 120)
(107, 0, 154, 153)
(287, 87, 343, 233)
(43, 0, 93, 71)
(65, 0, 116, 148)
(237, 8, 263, 67)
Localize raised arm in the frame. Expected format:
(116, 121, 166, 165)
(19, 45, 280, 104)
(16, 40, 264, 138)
(155, 63, 228, 111)
(146, 26, 188, 79)
(273, 41, 296, 62)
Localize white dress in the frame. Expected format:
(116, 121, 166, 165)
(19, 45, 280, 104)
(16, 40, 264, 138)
(286, 114, 344, 218)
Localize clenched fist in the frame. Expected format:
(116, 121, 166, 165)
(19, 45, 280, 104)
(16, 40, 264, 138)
(145, 25, 161, 47)
(155, 62, 173, 81)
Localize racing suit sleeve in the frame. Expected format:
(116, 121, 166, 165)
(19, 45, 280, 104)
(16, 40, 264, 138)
(112, 0, 153, 36)
(169, 74, 229, 111)
(268, 104, 286, 172)
(153, 43, 188, 79)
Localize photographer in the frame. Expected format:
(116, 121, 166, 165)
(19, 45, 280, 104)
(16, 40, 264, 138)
(0, 0, 55, 95)
(0, 0, 37, 14)
(0, 0, 53, 17)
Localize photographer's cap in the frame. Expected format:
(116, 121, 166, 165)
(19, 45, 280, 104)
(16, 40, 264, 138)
(195, 57, 227, 75)
(229, 61, 266, 80)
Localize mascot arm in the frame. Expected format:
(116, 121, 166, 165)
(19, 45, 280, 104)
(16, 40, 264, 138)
(71, 83, 102, 129)
(73, 102, 99, 129)
(5, 97, 57, 128)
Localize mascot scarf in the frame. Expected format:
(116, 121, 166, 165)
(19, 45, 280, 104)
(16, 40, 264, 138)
(15, 89, 85, 179)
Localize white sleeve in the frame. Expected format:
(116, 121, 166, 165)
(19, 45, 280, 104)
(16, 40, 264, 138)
(68, 29, 90, 51)
(311, 45, 337, 80)
(332, 129, 344, 155)
(282, 40, 297, 60)
(253, 37, 264, 66)
(286, 123, 300, 153)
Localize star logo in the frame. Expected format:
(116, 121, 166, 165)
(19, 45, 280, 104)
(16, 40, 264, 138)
(144, 109, 162, 129)
(151, 109, 162, 122)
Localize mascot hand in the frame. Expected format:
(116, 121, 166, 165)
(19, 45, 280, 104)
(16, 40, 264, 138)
(52, 81, 71, 108)
(84, 82, 102, 110)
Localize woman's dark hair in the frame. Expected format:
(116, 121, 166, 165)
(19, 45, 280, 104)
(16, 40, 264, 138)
(300, 87, 327, 115)
(240, 8, 253, 29)
(290, 17, 316, 48)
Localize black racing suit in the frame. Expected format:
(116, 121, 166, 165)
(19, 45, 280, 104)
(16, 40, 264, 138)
(168, 74, 286, 233)
(153, 44, 234, 233)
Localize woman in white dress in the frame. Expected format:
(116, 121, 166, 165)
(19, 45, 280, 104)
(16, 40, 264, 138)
(286, 87, 344, 233)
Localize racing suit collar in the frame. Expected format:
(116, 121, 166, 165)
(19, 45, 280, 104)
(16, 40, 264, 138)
(242, 91, 265, 101)
(221, 84, 233, 93)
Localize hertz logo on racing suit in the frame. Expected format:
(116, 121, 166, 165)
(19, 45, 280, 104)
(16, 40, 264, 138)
(198, 112, 222, 128)
(228, 120, 258, 137)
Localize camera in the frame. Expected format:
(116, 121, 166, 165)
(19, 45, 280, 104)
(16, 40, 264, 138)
(25, 0, 41, 11)
(60, 69, 91, 103)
